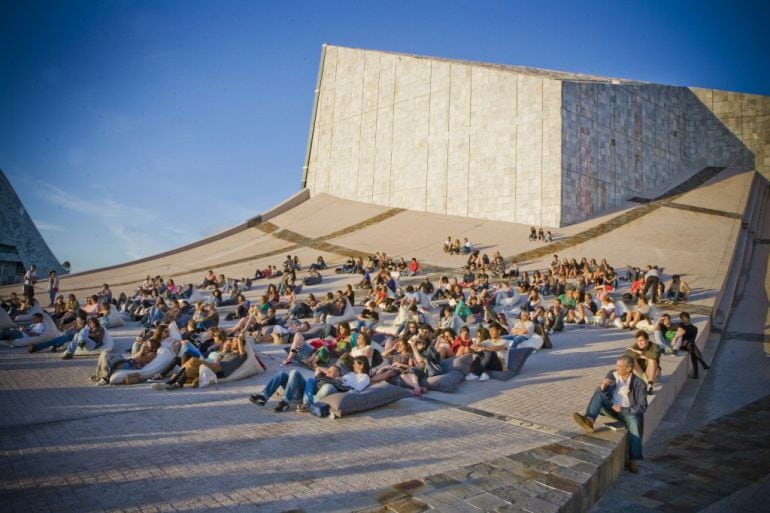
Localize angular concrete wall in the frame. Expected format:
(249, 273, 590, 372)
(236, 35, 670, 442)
(305, 45, 563, 227)
(306, 46, 770, 227)
(0, 170, 66, 283)
(686, 87, 769, 177)
(560, 81, 768, 225)
(560, 82, 689, 224)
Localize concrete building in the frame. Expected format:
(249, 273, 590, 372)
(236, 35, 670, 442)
(302, 45, 770, 226)
(0, 169, 66, 285)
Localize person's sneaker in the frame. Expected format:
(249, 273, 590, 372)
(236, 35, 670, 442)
(61, 353, 73, 360)
(572, 412, 594, 434)
(27, 345, 37, 353)
(96, 378, 109, 386)
(478, 372, 490, 382)
(274, 400, 290, 412)
(626, 460, 640, 474)
(151, 383, 167, 391)
(465, 373, 479, 381)
(50, 345, 59, 352)
(89, 375, 99, 382)
(296, 403, 311, 413)
(249, 394, 267, 406)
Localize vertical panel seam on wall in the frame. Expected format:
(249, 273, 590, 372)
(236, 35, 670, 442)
(388, 57, 397, 206)
(540, 78, 544, 226)
(467, 65, 472, 217)
(371, 55, 381, 202)
(355, 52, 366, 198)
(514, 74, 518, 224)
(445, 64, 452, 214)
(327, 49, 339, 194)
(425, 62, 432, 213)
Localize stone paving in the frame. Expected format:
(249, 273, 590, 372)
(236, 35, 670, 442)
(0, 167, 765, 512)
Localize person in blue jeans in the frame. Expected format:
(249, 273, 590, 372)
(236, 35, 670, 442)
(28, 314, 86, 353)
(249, 369, 308, 412)
(572, 355, 648, 473)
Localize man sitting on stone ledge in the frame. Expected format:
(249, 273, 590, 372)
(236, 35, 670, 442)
(573, 354, 648, 474)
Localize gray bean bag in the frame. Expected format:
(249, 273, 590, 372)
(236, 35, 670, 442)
(0, 307, 15, 329)
(321, 382, 411, 418)
(73, 329, 114, 356)
(426, 354, 474, 392)
(489, 347, 535, 381)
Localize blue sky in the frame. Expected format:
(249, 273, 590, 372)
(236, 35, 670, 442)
(1, 0, 768, 272)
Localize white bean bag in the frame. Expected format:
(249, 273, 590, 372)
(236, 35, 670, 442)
(109, 321, 182, 385)
(415, 291, 435, 313)
(10, 313, 62, 347)
(0, 308, 15, 329)
(375, 306, 408, 336)
(516, 333, 544, 351)
(103, 305, 125, 328)
(614, 301, 630, 317)
(327, 298, 357, 325)
(13, 303, 44, 324)
(634, 319, 656, 334)
(498, 294, 521, 308)
(74, 329, 114, 356)
(219, 341, 267, 383)
(109, 346, 176, 385)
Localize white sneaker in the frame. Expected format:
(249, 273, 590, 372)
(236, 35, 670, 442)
(479, 372, 490, 382)
(465, 373, 479, 381)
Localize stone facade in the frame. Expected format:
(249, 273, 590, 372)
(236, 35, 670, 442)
(304, 46, 770, 226)
(305, 45, 563, 227)
(0, 170, 66, 284)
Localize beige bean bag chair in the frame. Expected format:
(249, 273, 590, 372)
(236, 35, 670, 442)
(0, 308, 15, 330)
(10, 313, 61, 347)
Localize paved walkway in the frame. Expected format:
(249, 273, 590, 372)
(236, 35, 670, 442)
(0, 168, 764, 513)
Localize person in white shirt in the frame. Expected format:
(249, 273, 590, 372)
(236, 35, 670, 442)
(1, 312, 45, 341)
(573, 355, 648, 473)
(23, 264, 37, 300)
(504, 311, 535, 347)
(466, 324, 511, 382)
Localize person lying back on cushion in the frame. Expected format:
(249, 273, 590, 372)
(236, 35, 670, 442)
(1, 312, 45, 340)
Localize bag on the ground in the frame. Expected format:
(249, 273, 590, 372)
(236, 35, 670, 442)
(198, 365, 218, 388)
(310, 402, 330, 418)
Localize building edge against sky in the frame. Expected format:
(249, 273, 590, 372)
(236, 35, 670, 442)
(302, 45, 770, 227)
(0, 169, 66, 284)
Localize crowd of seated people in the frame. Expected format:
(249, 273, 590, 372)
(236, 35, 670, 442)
(3, 244, 710, 415)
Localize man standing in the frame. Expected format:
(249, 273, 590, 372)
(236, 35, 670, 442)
(23, 264, 37, 300)
(643, 265, 661, 304)
(573, 355, 648, 473)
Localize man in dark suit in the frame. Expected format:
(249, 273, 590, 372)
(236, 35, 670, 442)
(573, 354, 648, 473)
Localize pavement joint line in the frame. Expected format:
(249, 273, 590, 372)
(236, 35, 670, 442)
(663, 202, 743, 219)
(418, 395, 569, 438)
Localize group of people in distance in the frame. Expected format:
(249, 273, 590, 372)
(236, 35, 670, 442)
(2, 246, 712, 476)
(529, 226, 553, 243)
